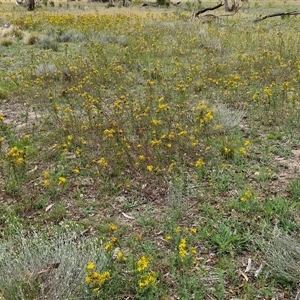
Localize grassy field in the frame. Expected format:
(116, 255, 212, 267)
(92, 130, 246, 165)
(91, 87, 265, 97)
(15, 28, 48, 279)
(0, 0, 300, 299)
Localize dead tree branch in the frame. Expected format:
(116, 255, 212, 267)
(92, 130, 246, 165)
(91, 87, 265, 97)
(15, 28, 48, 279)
(194, 2, 224, 17)
(254, 11, 300, 22)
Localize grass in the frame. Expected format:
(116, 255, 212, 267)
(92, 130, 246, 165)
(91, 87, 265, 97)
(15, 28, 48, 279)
(0, 0, 300, 299)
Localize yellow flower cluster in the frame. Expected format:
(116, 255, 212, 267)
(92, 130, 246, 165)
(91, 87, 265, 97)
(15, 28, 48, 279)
(195, 158, 205, 168)
(6, 146, 25, 165)
(240, 190, 254, 202)
(137, 255, 151, 272)
(115, 250, 127, 262)
(136, 255, 157, 291)
(85, 261, 110, 287)
(178, 238, 188, 258)
(98, 157, 108, 168)
(105, 237, 118, 251)
(138, 272, 157, 288)
(58, 176, 66, 185)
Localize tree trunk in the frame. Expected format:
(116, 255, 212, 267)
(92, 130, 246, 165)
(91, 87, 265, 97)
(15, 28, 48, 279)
(28, 0, 35, 10)
(223, 0, 239, 12)
(224, 0, 231, 12)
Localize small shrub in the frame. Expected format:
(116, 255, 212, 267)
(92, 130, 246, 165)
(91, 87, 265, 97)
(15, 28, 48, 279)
(0, 87, 8, 99)
(34, 63, 58, 78)
(264, 232, 300, 283)
(213, 102, 244, 131)
(37, 35, 58, 51)
(0, 227, 107, 299)
(57, 30, 86, 43)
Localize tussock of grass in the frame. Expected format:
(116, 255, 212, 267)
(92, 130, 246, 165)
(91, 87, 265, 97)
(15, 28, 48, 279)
(23, 32, 39, 45)
(0, 37, 13, 46)
(0, 26, 14, 38)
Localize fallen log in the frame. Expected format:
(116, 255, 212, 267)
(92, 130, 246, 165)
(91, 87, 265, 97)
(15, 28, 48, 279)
(194, 2, 224, 17)
(140, 2, 158, 6)
(254, 11, 300, 22)
(140, 1, 179, 6)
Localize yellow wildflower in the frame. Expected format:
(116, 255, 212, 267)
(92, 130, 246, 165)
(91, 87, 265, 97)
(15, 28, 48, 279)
(240, 147, 247, 155)
(105, 237, 118, 251)
(58, 177, 66, 185)
(86, 271, 110, 286)
(43, 171, 50, 179)
(103, 129, 116, 138)
(174, 226, 181, 233)
(138, 272, 157, 288)
(224, 147, 230, 154)
(165, 235, 172, 242)
(146, 165, 153, 172)
(151, 119, 161, 126)
(15, 157, 25, 165)
(178, 238, 188, 258)
(109, 224, 117, 232)
(98, 157, 108, 168)
(86, 261, 95, 271)
(116, 250, 127, 262)
(168, 162, 176, 173)
(105, 242, 113, 252)
(73, 168, 80, 174)
(244, 140, 251, 147)
(190, 228, 197, 234)
(150, 139, 162, 147)
(195, 158, 205, 168)
(6, 146, 25, 165)
(137, 255, 151, 272)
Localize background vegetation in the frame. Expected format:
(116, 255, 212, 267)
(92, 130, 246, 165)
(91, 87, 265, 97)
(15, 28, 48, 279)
(0, 0, 300, 299)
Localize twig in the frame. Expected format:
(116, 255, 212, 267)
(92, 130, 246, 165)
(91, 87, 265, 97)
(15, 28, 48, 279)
(254, 11, 300, 23)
